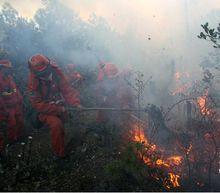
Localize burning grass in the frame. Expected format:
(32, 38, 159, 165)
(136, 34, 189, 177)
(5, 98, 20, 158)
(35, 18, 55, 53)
(130, 122, 183, 190)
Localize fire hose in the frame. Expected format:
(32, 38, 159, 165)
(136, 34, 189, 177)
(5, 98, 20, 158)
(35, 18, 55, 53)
(66, 107, 148, 112)
(66, 107, 148, 127)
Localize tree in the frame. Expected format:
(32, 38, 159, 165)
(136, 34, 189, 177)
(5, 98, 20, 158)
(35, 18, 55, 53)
(198, 22, 220, 49)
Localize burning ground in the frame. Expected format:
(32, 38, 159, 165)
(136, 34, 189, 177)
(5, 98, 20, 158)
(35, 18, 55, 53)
(1, 0, 220, 192)
(1, 67, 220, 191)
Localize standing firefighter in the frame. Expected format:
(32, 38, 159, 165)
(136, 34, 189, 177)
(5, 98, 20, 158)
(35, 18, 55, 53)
(0, 60, 24, 153)
(28, 54, 81, 158)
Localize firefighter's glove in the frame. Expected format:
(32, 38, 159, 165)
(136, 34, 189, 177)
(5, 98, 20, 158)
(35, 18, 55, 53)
(55, 100, 64, 105)
(2, 91, 13, 96)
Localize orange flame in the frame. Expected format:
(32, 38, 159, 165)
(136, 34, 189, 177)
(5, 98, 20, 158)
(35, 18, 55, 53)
(174, 71, 190, 82)
(130, 123, 182, 189)
(172, 71, 191, 95)
(168, 173, 180, 188)
(197, 90, 212, 116)
(131, 124, 148, 144)
(186, 144, 192, 155)
(172, 83, 191, 95)
(167, 156, 182, 166)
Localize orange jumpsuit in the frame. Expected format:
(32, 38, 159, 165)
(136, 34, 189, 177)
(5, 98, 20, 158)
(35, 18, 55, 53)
(0, 71, 24, 152)
(65, 64, 84, 89)
(28, 63, 80, 157)
(96, 63, 134, 123)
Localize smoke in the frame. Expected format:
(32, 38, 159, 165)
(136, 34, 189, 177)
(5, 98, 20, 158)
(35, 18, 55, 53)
(0, 0, 220, 101)
(1, 1, 220, 187)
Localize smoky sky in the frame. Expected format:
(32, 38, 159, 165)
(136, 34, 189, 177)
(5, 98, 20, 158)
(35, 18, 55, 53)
(0, 0, 220, 75)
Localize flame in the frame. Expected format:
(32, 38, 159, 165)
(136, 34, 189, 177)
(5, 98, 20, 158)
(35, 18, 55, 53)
(177, 141, 193, 157)
(174, 71, 190, 81)
(197, 90, 212, 116)
(155, 156, 182, 168)
(167, 156, 182, 166)
(172, 71, 191, 95)
(130, 123, 182, 189)
(186, 144, 192, 155)
(174, 72, 181, 81)
(131, 124, 148, 144)
(172, 83, 191, 95)
(168, 173, 180, 188)
(156, 159, 169, 167)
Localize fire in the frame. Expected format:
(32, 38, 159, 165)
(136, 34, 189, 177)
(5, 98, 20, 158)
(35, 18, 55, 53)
(174, 72, 181, 81)
(156, 159, 169, 167)
(172, 71, 191, 95)
(167, 156, 182, 166)
(174, 71, 190, 81)
(155, 156, 182, 168)
(130, 123, 182, 189)
(186, 144, 192, 155)
(168, 173, 180, 187)
(131, 124, 147, 144)
(172, 83, 191, 95)
(197, 90, 212, 116)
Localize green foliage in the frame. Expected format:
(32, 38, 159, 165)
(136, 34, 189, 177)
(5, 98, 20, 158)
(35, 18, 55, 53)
(198, 22, 220, 48)
(104, 143, 169, 191)
(0, 1, 119, 83)
(198, 22, 220, 90)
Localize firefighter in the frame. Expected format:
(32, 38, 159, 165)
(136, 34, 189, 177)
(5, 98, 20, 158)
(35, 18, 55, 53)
(96, 62, 119, 123)
(65, 63, 84, 90)
(96, 62, 134, 123)
(97, 63, 134, 106)
(96, 62, 135, 147)
(97, 62, 118, 81)
(0, 60, 24, 153)
(28, 54, 81, 158)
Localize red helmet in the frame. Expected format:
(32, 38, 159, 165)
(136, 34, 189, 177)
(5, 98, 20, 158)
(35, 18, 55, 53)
(28, 54, 50, 72)
(97, 62, 118, 80)
(0, 60, 12, 68)
(66, 63, 83, 80)
(104, 63, 118, 77)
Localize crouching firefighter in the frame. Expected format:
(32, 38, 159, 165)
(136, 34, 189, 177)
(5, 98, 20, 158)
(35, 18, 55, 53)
(0, 60, 24, 154)
(27, 54, 81, 158)
(96, 62, 120, 124)
(65, 63, 84, 90)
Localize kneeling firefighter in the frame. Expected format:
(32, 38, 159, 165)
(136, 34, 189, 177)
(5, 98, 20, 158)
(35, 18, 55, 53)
(0, 60, 24, 153)
(65, 63, 84, 90)
(28, 54, 81, 158)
